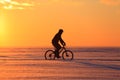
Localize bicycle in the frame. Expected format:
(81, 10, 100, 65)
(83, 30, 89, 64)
(44, 46, 74, 60)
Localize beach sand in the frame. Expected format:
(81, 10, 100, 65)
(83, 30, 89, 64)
(0, 48, 120, 80)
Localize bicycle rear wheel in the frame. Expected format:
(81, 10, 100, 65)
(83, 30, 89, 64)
(62, 50, 74, 60)
(44, 50, 55, 60)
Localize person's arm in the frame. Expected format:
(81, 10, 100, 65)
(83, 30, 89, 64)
(60, 38, 66, 46)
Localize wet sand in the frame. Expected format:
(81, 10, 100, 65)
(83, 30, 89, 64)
(0, 49, 120, 80)
(0, 59, 120, 80)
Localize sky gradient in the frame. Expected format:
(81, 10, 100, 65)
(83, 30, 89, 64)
(0, 0, 120, 47)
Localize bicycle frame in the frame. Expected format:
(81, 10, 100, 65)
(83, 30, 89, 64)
(58, 46, 66, 54)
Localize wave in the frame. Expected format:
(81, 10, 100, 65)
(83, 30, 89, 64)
(0, 47, 120, 53)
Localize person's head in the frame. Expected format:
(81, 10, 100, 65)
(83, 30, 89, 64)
(58, 29, 63, 34)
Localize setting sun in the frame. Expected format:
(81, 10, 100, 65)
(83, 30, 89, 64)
(0, 12, 6, 35)
(0, 11, 7, 46)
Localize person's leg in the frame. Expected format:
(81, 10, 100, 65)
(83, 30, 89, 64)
(55, 44, 61, 58)
(52, 42, 61, 58)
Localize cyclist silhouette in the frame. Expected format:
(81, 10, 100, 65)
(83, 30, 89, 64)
(52, 29, 66, 58)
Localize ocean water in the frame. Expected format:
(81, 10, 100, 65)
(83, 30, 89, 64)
(0, 47, 120, 80)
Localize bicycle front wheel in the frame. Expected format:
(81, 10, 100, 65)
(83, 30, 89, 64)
(62, 50, 74, 60)
(44, 50, 55, 60)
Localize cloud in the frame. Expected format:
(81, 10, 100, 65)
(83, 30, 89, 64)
(31, 0, 83, 6)
(0, 0, 83, 10)
(100, 0, 120, 6)
(0, 0, 34, 10)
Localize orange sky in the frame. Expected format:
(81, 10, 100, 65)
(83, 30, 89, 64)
(0, 0, 120, 47)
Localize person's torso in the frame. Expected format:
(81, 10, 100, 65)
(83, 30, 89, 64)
(52, 33, 61, 43)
